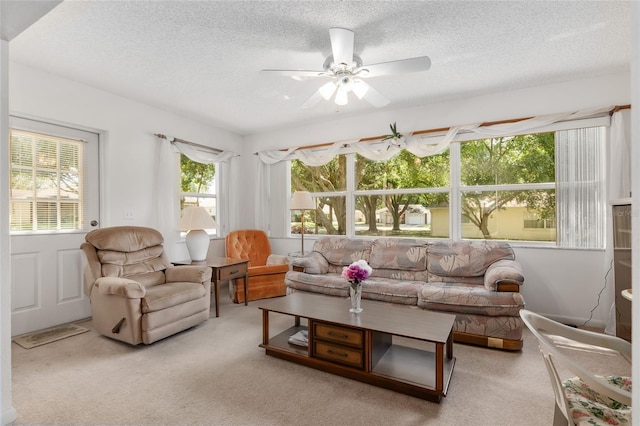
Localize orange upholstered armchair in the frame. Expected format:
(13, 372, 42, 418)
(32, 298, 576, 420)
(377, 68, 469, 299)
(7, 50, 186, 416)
(225, 229, 289, 303)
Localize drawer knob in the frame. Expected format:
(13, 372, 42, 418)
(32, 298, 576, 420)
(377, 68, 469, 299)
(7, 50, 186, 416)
(230, 270, 239, 274)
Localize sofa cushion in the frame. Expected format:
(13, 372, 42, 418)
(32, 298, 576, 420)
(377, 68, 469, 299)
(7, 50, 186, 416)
(292, 252, 329, 274)
(427, 240, 515, 277)
(369, 238, 428, 271)
(285, 271, 421, 305)
(417, 283, 525, 317)
(313, 237, 373, 266)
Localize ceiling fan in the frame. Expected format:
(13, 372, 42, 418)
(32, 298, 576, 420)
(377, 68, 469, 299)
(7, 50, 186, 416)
(261, 27, 431, 109)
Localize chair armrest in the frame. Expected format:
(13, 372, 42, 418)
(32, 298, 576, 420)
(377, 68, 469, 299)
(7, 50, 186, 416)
(166, 265, 212, 284)
(267, 254, 289, 265)
(250, 264, 289, 275)
(484, 260, 524, 291)
(96, 277, 146, 298)
(291, 252, 329, 274)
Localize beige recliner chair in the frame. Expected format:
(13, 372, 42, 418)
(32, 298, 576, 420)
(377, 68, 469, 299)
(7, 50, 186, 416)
(81, 226, 212, 345)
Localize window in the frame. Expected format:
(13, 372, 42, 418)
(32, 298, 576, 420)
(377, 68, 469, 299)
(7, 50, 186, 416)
(289, 124, 606, 248)
(10, 129, 83, 231)
(290, 149, 450, 238)
(180, 154, 217, 234)
(459, 133, 556, 242)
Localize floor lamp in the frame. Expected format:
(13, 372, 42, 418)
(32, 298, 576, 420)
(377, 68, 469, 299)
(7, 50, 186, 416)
(290, 191, 315, 255)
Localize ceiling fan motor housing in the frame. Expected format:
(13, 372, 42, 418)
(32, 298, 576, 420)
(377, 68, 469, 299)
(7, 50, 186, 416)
(323, 54, 363, 73)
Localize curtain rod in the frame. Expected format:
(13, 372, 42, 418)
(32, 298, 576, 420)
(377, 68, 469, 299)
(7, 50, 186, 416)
(270, 104, 631, 153)
(154, 133, 222, 153)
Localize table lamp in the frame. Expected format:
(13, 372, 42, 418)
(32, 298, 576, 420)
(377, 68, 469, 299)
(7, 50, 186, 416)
(290, 191, 315, 255)
(179, 206, 217, 261)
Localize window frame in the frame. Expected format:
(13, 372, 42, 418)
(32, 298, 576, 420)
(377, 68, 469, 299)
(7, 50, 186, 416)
(288, 116, 609, 248)
(9, 125, 97, 235)
(179, 154, 219, 237)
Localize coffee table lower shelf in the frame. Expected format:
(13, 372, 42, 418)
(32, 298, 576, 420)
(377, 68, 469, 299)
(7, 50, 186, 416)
(260, 322, 455, 402)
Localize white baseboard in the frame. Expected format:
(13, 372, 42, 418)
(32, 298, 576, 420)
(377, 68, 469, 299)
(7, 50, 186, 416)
(1, 406, 17, 425)
(542, 312, 607, 331)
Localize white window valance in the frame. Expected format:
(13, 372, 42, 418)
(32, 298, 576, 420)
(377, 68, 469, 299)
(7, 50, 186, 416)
(160, 135, 238, 163)
(256, 106, 614, 166)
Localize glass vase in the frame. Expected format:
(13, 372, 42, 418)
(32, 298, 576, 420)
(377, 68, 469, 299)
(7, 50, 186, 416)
(349, 283, 363, 313)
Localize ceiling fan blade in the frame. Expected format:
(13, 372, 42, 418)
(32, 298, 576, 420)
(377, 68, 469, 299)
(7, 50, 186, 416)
(359, 56, 431, 78)
(352, 79, 389, 108)
(329, 27, 354, 66)
(261, 69, 328, 78)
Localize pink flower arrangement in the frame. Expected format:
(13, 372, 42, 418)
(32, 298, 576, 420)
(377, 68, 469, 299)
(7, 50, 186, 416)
(342, 260, 372, 287)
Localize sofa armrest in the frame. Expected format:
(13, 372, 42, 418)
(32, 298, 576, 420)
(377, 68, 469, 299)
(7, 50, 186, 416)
(96, 277, 146, 298)
(484, 260, 524, 292)
(267, 254, 289, 265)
(291, 251, 329, 274)
(166, 265, 212, 284)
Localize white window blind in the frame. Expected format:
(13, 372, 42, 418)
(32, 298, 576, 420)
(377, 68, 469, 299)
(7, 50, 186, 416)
(555, 127, 606, 248)
(10, 129, 84, 231)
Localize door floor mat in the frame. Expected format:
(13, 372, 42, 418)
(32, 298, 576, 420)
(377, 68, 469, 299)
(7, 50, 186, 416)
(13, 323, 90, 349)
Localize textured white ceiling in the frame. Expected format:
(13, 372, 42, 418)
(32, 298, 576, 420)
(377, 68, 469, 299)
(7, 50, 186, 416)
(9, 1, 632, 136)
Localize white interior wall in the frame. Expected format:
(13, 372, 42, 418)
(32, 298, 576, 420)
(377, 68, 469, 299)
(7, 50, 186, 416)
(9, 62, 241, 259)
(249, 71, 631, 328)
(6, 61, 633, 328)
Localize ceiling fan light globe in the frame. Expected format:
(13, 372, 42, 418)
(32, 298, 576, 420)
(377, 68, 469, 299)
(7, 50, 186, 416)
(319, 81, 337, 100)
(352, 80, 369, 99)
(335, 89, 348, 105)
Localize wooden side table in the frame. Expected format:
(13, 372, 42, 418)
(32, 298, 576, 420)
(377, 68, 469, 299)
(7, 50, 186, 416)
(173, 257, 250, 317)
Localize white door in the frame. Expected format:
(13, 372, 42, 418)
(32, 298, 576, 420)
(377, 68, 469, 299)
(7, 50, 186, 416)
(9, 116, 101, 336)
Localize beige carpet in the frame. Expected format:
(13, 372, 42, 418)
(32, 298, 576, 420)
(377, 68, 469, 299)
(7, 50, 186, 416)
(11, 289, 630, 425)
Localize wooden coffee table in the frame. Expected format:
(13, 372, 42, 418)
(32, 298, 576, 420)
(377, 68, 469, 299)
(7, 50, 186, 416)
(258, 292, 456, 402)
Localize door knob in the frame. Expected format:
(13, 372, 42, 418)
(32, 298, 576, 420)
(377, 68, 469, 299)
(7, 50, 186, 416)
(90, 220, 99, 227)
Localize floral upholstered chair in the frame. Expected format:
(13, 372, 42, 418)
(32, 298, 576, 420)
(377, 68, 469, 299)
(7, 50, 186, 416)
(520, 310, 631, 425)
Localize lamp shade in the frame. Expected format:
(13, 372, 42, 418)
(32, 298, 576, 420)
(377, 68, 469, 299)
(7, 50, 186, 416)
(179, 206, 216, 261)
(179, 206, 216, 231)
(290, 191, 315, 210)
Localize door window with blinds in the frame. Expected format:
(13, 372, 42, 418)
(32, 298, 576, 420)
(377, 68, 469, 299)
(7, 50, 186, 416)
(9, 119, 99, 233)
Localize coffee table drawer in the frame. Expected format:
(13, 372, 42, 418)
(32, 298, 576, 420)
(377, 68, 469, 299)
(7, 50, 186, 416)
(313, 323, 363, 348)
(313, 341, 364, 369)
(219, 263, 248, 280)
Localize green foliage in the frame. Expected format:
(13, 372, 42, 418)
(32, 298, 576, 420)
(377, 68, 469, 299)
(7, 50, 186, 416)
(460, 133, 555, 238)
(289, 131, 555, 239)
(181, 155, 216, 195)
(382, 122, 403, 141)
(291, 156, 346, 234)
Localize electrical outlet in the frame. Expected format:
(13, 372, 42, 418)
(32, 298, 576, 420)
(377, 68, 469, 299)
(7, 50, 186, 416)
(123, 209, 135, 220)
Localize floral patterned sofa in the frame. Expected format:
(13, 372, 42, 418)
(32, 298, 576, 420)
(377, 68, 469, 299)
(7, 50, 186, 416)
(285, 237, 526, 350)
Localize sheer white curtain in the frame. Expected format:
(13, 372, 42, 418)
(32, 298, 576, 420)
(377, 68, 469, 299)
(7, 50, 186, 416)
(154, 138, 180, 258)
(556, 127, 607, 248)
(154, 135, 238, 257)
(256, 106, 613, 166)
(254, 155, 270, 231)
